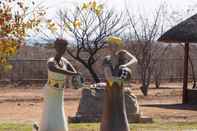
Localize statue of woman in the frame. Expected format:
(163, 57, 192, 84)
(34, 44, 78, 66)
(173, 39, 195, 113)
(100, 36, 137, 131)
(39, 38, 78, 131)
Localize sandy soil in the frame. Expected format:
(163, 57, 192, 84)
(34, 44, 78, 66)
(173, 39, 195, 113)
(0, 83, 197, 123)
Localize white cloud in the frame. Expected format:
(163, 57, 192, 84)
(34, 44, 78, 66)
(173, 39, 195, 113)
(35, 0, 197, 17)
(29, 0, 197, 43)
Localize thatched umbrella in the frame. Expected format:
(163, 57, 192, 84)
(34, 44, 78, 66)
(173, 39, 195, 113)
(158, 13, 197, 104)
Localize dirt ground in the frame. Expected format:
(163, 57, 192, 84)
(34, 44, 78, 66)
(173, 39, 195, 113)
(0, 82, 197, 124)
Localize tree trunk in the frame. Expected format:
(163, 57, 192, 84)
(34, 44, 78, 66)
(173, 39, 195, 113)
(138, 64, 152, 96)
(154, 73, 161, 89)
(140, 84, 148, 96)
(140, 81, 149, 96)
(87, 65, 100, 83)
(100, 81, 130, 131)
(139, 70, 150, 96)
(155, 78, 161, 89)
(193, 82, 197, 89)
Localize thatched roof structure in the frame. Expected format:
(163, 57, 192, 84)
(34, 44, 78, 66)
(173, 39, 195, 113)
(158, 14, 197, 43)
(157, 13, 197, 104)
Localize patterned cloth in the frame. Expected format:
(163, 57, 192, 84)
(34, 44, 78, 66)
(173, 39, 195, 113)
(119, 67, 131, 81)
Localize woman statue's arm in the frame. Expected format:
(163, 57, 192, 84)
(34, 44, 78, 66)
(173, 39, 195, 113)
(64, 59, 77, 73)
(48, 61, 78, 76)
(116, 49, 138, 68)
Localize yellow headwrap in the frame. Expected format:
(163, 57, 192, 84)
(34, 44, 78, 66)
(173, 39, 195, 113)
(106, 36, 124, 47)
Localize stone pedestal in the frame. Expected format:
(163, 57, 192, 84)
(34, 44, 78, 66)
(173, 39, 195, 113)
(69, 87, 143, 123)
(188, 89, 197, 104)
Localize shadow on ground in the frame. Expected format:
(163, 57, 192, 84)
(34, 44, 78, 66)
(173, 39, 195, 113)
(141, 103, 197, 111)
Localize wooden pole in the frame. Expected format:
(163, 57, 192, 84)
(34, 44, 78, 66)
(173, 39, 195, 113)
(183, 42, 189, 104)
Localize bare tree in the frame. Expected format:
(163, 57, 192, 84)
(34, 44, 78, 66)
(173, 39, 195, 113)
(56, 2, 127, 83)
(126, 4, 169, 95)
(152, 45, 170, 88)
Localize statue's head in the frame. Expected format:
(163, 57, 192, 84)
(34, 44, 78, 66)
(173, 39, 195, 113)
(105, 36, 124, 54)
(54, 38, 68, 58)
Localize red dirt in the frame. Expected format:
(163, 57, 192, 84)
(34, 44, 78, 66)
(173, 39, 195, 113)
(0, 83, 197, 123)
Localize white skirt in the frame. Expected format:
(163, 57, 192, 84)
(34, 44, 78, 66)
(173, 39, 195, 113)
(39, 84, 68, 131)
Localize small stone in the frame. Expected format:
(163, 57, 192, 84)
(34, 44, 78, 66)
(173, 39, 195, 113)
(139, 116, 153, 123)
(29, 103, 34, 106)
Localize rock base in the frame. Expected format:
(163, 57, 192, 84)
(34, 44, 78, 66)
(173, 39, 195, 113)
(188, 89, 197, 104)
(69, 87, 152, 123)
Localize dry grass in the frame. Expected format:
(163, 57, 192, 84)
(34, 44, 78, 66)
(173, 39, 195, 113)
(1, 122, 197, 131)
